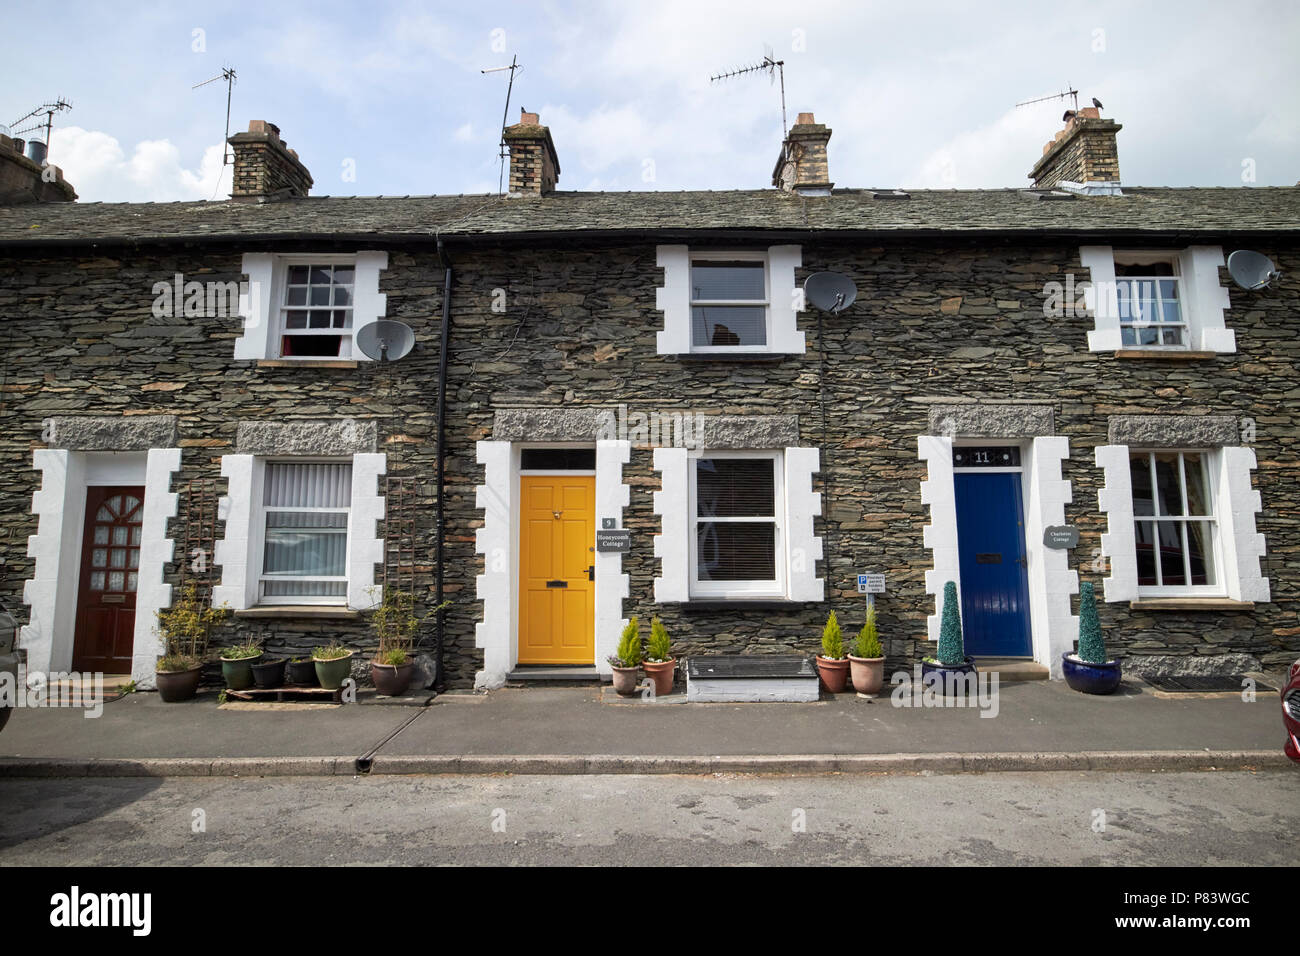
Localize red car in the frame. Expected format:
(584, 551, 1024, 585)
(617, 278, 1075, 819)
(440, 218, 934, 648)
(1284, 660, 1300, 763)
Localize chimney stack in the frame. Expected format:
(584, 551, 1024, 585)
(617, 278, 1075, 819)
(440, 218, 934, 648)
(0, 133, 76, 205)
(503, 109, 561, 196)
(773, 112, 833, 195)
(228, 120, 313, 201)
(1028, 107, 1122, 194)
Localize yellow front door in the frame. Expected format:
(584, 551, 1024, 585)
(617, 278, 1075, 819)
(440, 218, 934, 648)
(518, 475, 595, 665)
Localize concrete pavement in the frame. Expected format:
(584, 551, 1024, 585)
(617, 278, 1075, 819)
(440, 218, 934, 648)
(0, 677, 1293, 776)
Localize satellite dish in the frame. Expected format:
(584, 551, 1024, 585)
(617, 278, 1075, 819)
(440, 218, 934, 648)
(355, 320, 415, 361)
(1227, 250, 1282, 291)
(803, 272, 858, 313)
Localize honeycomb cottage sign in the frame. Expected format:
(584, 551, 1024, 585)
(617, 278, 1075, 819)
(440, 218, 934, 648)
(596, 529, 632, 553)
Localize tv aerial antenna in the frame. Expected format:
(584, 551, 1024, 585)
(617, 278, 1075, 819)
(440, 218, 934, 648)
(10, 98, 72, 161)
(482, 54, 522, 196)
(193, 66, 238, 166)
(1015, 85, 1088, 120)
(710, 45, 787, 137)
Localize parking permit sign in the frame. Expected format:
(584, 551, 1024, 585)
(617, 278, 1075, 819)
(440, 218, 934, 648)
(857, 574, 886, 594)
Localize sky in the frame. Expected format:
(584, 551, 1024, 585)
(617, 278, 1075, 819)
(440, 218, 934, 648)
(3, 0, 1298, 202)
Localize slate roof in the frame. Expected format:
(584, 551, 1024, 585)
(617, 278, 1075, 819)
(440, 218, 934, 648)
(1, 186, 1297, 247)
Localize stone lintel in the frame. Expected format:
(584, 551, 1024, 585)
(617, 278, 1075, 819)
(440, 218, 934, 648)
(1108, 415, 1239, 448)
(49, 415, 178, 451)
(928, 404, 1055, 439)
(235, 419, 377, 456)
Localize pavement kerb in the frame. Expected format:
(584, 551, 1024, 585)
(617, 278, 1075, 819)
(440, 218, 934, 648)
(0, 750, 1292, 778)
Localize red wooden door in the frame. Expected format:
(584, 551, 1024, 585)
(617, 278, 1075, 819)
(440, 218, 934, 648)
(73, 486, 145, 672)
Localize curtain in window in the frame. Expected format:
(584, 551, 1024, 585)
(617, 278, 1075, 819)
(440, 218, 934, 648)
(262, 462, 351, 599)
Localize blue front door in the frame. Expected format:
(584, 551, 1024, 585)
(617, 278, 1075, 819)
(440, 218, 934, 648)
(954, 472, 1032, 657)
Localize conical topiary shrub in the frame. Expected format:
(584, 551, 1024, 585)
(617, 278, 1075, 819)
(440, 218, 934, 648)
(1076, 582, 1107, 663)
(937, 581, 965, 665)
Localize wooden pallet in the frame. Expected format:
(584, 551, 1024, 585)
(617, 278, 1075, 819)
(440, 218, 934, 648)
(223, 685, 344, 703)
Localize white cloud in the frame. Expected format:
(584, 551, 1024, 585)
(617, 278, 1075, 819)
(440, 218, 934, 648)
(49, 126, 228, 202)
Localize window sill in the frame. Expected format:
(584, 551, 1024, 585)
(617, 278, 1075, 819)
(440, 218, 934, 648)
(1114, 350, 1218, 361)
(255, 359, 359, 369)
(670, 352, 795, 363)
(667, 599, 809, 612)
(235, 605, 361, 620)
(1128, 598, 1254, 611)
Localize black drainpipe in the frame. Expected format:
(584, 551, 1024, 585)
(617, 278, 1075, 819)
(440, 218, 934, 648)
(433, 238, 453, 693)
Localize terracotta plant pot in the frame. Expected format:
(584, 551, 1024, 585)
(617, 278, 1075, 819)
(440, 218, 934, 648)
(314, 653, 354, 691)
(815, 656, 850, 694)
(285, 660, 318, 686)
(643, 658, 676, 697)
(610, 664, 641, 697)
(848, 655, 886, 695)
(371, 660, 416, 697)
(220, 653, 262, 690)
(156, 665, 202, 702)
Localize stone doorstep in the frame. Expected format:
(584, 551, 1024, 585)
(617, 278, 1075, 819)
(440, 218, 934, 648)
(506, 665, 604, 682)
(974, 659, 1050, 682)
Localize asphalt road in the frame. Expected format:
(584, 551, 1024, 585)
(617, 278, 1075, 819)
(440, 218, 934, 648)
(1, 769, 1296, 865)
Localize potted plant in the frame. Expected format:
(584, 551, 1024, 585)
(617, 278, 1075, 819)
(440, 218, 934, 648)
(921, 581, 976, 692)
(815, 611, 850, 693)
(286, 658, 318, 687)
(607, 617, 642, 696)
(250, 657, 285, 689)
(313, 641, 353, 691)
(643, 616, 676, 697)
(1063, 582, 1122, 694)
(219, 639, 263, 691)
(848, 603, 886, 695)
(370, 588, 420, 697)
(155, 582, 228, 702)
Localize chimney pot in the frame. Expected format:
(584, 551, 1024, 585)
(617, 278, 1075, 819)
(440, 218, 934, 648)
(795, 111, 816, 126)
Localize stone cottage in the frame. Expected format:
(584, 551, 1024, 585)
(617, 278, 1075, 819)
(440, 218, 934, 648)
(0, 107, 1296, 692)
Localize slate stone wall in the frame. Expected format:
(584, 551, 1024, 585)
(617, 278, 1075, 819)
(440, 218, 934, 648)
(1, 237, 1297, 685)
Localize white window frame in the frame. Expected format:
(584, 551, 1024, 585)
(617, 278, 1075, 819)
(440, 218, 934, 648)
(687, 449, 786, 599)
(1080, 245, 1235, 354)
(1129, 448, 1223, 598)
(275, 257, 358, 358)
(687, 251, 772, 354)
(1114, 252, 1188, 350)
(235, 250, 388, 362)
(255, 458, 352, 606)
(656, 244, 804, 356)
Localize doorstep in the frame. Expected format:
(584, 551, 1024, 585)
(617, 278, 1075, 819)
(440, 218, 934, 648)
(506, 665, 605, 683)
(974, 658, 1050, 682)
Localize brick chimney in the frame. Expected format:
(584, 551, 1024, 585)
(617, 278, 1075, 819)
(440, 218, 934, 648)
(227, 121, 313, 201)
(503, 110, 560, 196)
(0, 133, 76, 205)
(773, 112, 833, 195)
(1028, 107, 1123, 194)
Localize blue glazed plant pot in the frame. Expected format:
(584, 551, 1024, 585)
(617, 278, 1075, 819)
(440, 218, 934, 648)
(921, 657, 977, 694)
(1062, 652, 1122, 695)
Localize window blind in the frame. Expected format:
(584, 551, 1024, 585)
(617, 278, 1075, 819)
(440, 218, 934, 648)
(695, 457, 777, 582)
(261, 461, 352, 600)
